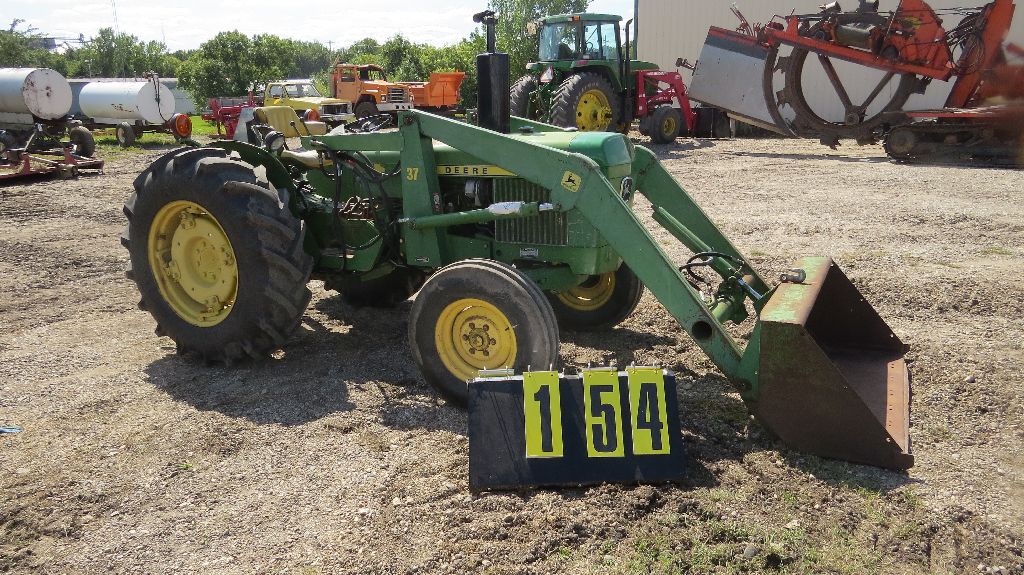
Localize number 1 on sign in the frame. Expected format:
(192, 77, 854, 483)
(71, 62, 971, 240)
(523, 372, 563, 458)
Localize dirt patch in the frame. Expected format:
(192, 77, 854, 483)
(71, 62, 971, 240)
(1, 137, 1022, 574)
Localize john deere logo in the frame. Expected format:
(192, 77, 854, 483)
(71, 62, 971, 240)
(561, 171, 581, 193)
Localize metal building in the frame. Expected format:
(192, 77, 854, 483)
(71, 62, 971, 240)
(635, 0, 1024, 119)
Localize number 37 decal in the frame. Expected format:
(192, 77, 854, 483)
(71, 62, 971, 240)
(523, 367, 671, 459)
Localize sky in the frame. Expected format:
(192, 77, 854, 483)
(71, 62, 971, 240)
(5, 0, 635, 52)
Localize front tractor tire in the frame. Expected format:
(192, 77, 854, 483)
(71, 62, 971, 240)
(123, 147, 313, 364)
(509, 75, 538, 119)
(409, 260, 559, 405)
(547, 264, 645, 331)
(550, 73, 619, 132)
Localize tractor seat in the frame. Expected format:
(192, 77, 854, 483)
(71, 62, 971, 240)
(253, 106, 327, 137)
(279, 149, 331, 168)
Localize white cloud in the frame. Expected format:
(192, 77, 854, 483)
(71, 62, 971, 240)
(8, 0, 633, 51)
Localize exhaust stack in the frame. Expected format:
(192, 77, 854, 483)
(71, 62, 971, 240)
(473, 10, 510, 133)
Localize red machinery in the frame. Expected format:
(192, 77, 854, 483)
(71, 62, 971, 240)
(201, 93, 257, 139)
(689, 0, 1022, 165)
(1, 144, 103, 181)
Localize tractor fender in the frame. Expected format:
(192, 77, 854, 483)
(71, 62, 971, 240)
(212, 140, 297, 194)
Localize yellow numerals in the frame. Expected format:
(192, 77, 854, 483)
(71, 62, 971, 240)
(583, 369, 625, 458)
(523, 372, 563, 458)
(627, 367, 671, 455)
(406, 167, 420, 181)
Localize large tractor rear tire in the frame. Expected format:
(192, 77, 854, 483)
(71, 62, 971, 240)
(123, 147, 313, 364)
(409, 259, 559, 405)
(550, 73, 619, 132)
(546, 264, 644, 331)
(509, 75, 538, 119)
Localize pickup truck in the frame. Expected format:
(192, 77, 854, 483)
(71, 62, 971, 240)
(262, 79, 354, 127)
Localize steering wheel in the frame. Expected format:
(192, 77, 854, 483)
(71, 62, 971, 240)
(349, 113, 394, 133)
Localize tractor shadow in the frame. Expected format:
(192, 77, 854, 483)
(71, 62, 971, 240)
(142, 293, 464, 433)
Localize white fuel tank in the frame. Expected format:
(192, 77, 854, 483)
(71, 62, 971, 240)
(79, 80, 176, 124)
(0, 68, 73, 120)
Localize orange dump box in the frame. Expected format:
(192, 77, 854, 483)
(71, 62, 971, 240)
(402, 72, 466, 109)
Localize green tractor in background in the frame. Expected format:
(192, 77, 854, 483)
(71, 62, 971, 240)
(509, 13, 723, 142)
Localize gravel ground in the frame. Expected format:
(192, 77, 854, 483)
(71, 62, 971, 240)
(1, 135, 1022, 574)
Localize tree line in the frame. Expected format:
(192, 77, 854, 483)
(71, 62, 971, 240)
(1, 0, 588, 108)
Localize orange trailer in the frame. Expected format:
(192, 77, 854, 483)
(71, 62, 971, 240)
(400, 72, 466, 111)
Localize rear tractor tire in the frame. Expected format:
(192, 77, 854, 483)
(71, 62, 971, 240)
(550, 73, 619, 132)
(123, 147, 314, 364)
(509, 75, 538, 119)
(409, 259, 559, 405)
(546, 264, 644, 331)
(649, 106, 683, 144)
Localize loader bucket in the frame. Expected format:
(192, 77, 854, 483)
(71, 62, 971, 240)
(751, 257, 913, 470)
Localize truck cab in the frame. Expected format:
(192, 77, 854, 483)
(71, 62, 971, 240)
(331, 64, 414, 118)
(263, 80, 354, 127)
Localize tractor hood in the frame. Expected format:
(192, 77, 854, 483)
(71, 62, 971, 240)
(345, 130, 634, 181)
(432, 130, 634, 179)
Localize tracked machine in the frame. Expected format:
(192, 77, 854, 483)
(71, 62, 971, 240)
(123, 12, 913, 470)
(689, 0, 1022, 166)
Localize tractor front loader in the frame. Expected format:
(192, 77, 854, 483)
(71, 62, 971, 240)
(123, 14, 912, 470)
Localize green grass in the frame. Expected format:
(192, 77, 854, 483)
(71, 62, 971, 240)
(980, 245, 1013, 256)
(189, 115, 220, 137)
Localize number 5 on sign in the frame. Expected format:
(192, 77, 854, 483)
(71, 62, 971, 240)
(583, 369, 625, 457)
(628, 367, 671, 455)
(523, 372, 563, 458)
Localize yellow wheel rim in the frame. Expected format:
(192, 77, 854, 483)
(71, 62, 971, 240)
(147, 200, 238, 327)
(556, 272, 616, 311)
(661, 115, 678, 138)
(576, 89, 613, 131)
(436, 298, 517, 381)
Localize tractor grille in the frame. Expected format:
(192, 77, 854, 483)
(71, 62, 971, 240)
(388, 88, 408, 103)
(494, 179, 568, 246)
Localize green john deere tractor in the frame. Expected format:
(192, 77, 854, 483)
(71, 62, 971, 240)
(122, 13, 912, 470)
(511, 13, 659, 132)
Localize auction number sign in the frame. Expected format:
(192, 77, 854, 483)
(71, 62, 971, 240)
(468, 368, 685, 490)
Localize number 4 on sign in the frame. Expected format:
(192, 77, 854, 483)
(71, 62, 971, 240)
(628, 367, 671, 455)
(523, 371, 563, 458)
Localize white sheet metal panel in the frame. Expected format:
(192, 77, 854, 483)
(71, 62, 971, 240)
(638, 0, 1024, 121)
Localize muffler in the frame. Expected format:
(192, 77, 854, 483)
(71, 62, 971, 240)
(749, 257, 913, 470)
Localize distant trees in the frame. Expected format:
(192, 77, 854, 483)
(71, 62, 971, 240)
(1, 22, 177, 78)
(1, 0, 594, 108)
